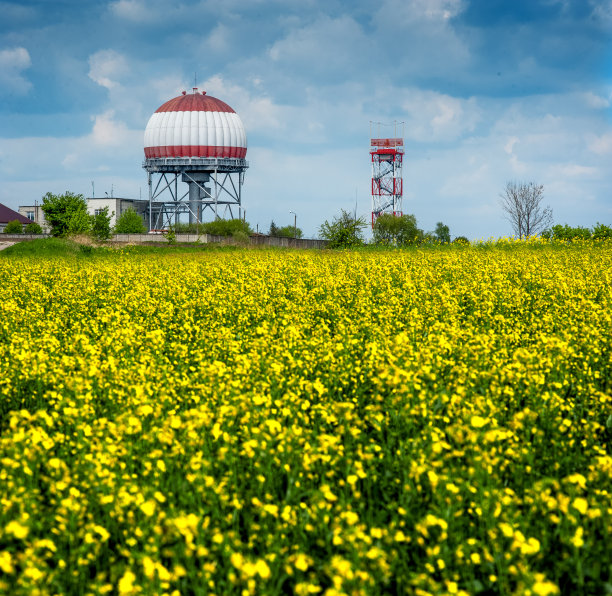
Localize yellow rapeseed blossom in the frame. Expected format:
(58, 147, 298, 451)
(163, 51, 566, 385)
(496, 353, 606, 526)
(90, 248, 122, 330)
(0, 242, 610, 594)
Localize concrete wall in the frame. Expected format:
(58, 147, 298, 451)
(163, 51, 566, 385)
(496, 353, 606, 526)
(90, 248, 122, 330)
(113, 233, 329, 249)
(0, 233, 328, 249)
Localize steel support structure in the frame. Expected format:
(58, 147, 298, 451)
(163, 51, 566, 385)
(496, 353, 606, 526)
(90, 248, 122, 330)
(143, 157, 248, 231)
(370, 122, 404, 228)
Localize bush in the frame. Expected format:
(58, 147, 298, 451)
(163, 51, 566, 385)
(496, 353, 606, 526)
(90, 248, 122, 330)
(592, 222, 612, 240)
(24, 222, 43, 235)
(453, 236, 470, 244)
(542, 224, 591, 241)
(276, 225, 303, 239)
(319, 209, 366, 248)
(114, 208, 147, 234)
(4, 220, 23, 234)
(41, 191, 91, 237)
(91, 207, 113, 240)
(201, 218, 253, 237)
(373, 213, 423, 246)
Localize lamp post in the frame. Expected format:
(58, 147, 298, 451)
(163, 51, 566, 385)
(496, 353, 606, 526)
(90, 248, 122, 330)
(289, 210, 297, 239)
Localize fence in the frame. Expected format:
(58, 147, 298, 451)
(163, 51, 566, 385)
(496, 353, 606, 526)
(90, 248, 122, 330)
(1, 233, 328, 249)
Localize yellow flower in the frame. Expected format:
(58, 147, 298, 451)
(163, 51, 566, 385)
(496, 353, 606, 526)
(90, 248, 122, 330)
(0, 551, 14, 574)
(470, 415, 489, 428)
(5, 520, 28, 540)
(118, 570, 136, 595)
(255, 559, 271, 579)
(572, 497, 588, 515)
(139, 500, 156, 517)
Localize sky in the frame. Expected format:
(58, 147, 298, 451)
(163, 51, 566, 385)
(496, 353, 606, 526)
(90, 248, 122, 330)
(0, 0, 610, 240)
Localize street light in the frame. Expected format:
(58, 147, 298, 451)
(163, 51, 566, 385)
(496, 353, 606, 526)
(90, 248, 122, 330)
(289, 210, 297, 239)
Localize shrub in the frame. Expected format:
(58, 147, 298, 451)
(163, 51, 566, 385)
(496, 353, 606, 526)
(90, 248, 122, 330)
(373, 213, 423, 246)
(592, 222, 612, 240)
(24, 222, 43, 235)
(91, 207, 113, 241)
(114, 208, 147, 234)
(276, 225, 303, 239)
(201, 218, 253, 237)
(542, 224, 591, 241)
(4, 220, 23, 234)
(453, 236, 470, 244)
(319, 209, 366, 248)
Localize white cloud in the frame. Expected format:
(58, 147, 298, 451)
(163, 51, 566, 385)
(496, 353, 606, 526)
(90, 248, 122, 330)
(587, 132, 612, 155)
(504, 136, 519, 154)
(580, 91, 610, 109)
(109, 0, 155, 22)
(376, 0, 464, 23)
(590, 0, 612, 26)
(268, 14, 367, 70)
(88, 50, 130, 90)
(204, 24, 231, 53)
(400, 90, 480, 142)
(548, 163, 599, 177)
(0, 46, 32, 95)
(90, 110, 133, 146)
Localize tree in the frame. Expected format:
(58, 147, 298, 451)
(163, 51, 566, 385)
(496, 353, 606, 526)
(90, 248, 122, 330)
(277, 225, 303, 239)
(4, 220, 23, 234)
(500, 181, 552, 239)
(91, 207, 113, 240)
(201, 218, 252, 237)
(268, 221, 279, 236)
(373, 213, 423, 246)
(591, 222, 612, 240)
(319, 209, 366, 248)
(542, 224, 590, 241)
(114, 208, 146, 234)
(434, 222, 451, 244)
(41, 191, 91, 237)
(24, 222, 43, 234)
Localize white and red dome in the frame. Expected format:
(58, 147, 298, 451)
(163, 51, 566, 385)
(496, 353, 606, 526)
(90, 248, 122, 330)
(144, 89, 247, 159)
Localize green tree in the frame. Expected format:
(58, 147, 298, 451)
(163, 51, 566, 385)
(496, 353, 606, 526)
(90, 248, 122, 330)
(114, 208, 147, 234)
(201, 218, 252, 237)
(434, 222, 451, 244)
(24, 222, 43, 234)
(542, 224, 591, 241)
(91, 207, 113, 240)
(319, 209, 366, 248)
(41, 191, 91, 237)
(268, 221, 279, 236)
(592, 222, 612, 240)
(4, 220, 23, 234)
(277, 224, 303, 239)
(373, 213, 423, 246)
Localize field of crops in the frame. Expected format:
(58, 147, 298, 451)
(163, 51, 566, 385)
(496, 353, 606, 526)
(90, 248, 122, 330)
(0, 242, 611, 595)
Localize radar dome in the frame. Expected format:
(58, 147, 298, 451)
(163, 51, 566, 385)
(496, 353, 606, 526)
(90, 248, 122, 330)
(144, 89, 247, 159)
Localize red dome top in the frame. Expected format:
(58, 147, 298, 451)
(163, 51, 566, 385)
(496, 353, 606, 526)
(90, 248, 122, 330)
(155, 91, 236, 114)
(144, 89, 247, 160)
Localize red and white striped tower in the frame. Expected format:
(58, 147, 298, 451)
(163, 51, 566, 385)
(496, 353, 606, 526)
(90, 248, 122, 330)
(370, 121, 404, 228)
(143, 88, 248, 230)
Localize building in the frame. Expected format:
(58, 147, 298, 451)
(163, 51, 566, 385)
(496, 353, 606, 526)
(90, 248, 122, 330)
(1, 203, 33, 232)
(86, 197, 149, 229)
(17, 203, 49, 232)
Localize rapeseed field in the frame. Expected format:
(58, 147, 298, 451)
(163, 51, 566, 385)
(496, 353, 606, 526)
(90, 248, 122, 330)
(0, 242, 610, 595)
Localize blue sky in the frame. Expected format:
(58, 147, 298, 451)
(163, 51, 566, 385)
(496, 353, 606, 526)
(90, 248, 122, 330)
(0, 0, 610, 239)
